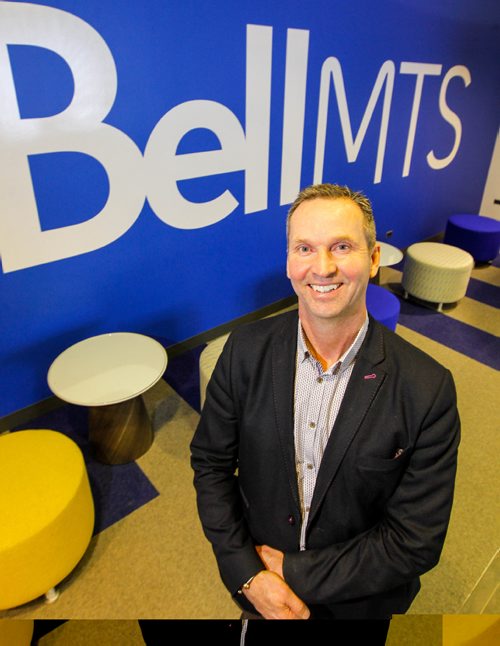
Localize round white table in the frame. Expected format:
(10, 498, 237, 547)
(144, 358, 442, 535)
(378, 241, 404, 267)
(48, 333, 168, 464)
(371, 241, 404, 284)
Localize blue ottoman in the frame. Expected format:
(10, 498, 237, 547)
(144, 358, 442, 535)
(444, 214, 500, 263)
(367, 283, 400, 331)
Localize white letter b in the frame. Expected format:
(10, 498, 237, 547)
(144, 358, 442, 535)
(0, 3, 144, 272)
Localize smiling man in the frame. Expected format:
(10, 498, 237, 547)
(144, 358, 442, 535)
(286, 187, 379, 370)
(190, 184, 460, 640)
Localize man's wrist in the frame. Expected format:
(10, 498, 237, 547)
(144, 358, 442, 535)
(237, 571, 264, 595)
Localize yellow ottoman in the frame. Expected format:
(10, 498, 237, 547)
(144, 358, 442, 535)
(443, 615, 500, 645)
(0, 430, 94, 610)
(0, 620, 34, 646)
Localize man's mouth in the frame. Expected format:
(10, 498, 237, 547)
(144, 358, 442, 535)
(309, 283, 341, 293)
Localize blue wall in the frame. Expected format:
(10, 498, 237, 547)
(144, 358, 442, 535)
(1, 0, 499, 416)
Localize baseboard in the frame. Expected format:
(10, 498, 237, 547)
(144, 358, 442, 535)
(0, 396, 66, 432)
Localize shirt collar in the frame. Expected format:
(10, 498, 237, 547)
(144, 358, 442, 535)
(297, 314, 369, 375)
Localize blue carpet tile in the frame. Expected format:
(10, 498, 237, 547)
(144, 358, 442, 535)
(398, 298, 500, 370)
(13, 405, 159, 535)
(466, 277, 500, 309)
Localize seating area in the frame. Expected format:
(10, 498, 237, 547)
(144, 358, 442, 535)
(401, 212, 500, 310)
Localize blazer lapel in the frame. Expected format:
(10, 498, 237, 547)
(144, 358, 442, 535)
(308, 319, 387, 523)
(271, 311, 301, 510)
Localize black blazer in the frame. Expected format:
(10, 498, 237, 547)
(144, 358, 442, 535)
(190, 311, 460, 619)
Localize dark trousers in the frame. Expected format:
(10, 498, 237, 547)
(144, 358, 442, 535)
(139, 618, 391, 645)
(139, 621, 242, 645)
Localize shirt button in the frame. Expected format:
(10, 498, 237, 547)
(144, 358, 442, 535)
(309, 421, 316, 428)
(307, 463, 313, 469)
(287, 515, 296, 526)
(317, 377, 323, 383)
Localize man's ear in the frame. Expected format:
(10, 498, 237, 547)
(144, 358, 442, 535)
(369, 243, 381, 278)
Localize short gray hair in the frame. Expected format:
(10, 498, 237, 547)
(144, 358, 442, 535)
(287, 183, 376, 250)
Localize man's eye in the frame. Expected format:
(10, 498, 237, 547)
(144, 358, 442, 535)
(298, 245, 311, 253)
(334, 243, 351, 253)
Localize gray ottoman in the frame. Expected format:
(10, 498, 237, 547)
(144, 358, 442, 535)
(402, 242, 474, 311)
(199, 334, 230, 409)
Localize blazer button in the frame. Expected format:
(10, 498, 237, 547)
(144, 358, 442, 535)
(287, 515, 296, 526)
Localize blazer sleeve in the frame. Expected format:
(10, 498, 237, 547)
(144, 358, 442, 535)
(190, 333, 264, 598)
(283, 368, 460, 604)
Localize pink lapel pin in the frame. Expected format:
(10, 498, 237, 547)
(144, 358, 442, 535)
(364, 373, 377, 380)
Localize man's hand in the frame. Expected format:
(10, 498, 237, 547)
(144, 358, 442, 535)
(242, 570, 310, 620)
(256, 544, 284, 578)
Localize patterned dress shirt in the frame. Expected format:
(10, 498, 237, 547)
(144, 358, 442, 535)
(294, 315, 369, 550)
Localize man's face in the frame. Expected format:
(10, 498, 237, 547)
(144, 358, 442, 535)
(286, 198, 380, 327)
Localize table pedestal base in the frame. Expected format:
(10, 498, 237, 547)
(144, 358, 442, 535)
(89, 396, 153, 465)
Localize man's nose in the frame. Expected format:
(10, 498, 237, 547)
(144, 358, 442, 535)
(313, 248, 337, 276)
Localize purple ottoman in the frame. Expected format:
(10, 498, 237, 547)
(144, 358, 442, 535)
(444, 214, 500, 263)
(366, 283, 400, 331)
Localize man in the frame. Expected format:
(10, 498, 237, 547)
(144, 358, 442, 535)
(190, 184, 460, 627)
